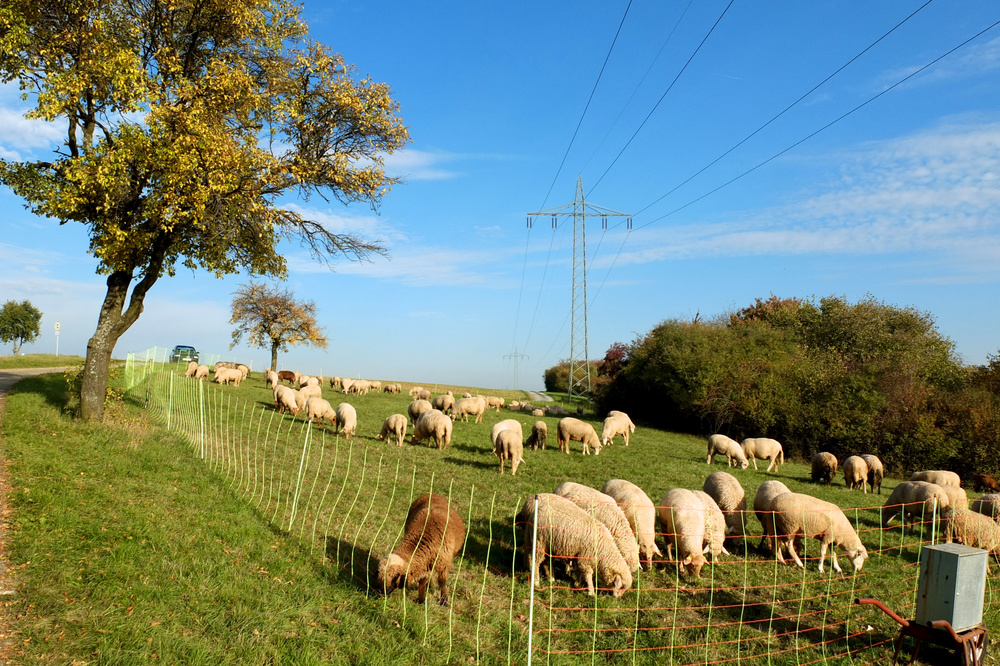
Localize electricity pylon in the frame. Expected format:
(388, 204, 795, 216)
(504, 348, 529, 390)
(527, 175, 631, 398)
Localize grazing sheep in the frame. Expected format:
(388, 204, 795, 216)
(432, 393, 455, 414)
(553, 482, 641, 574)
(451, 397, 486, 423)
(408, 386, 424, 397)
(407, 399, 432, 425)
(770, 492, 868, 573)
(517, 493, 632, 597)
(416, 389, 431, 401)
(378, 414, 408, 448)
(485, 396, 505, 411)
(741, 438, 784, 473)
(295, 384, 322, 413)
(556, 418, 602, 455)
(707, 434, 749, 469)
(490, 419, 524, 448)
(214, 366, 243, 386)
(842, 456, 869, 493)
(881, 481, 950, 528)
(462, 392, 473, 399)
(274, 385, 300, 416)
(305, 397, 337, 429)
(942, 508, 1000, 556)
(277, 370, 296, 385)
(184, 361, 199, 378)
(340, 378, 354, 394)
(377, 493, 466, 606)
(600, 479, 663, 567)
(811, 452, 838, 485)
(692, 490, 729, 561)
(509, 401, 522, 410)
(703, 472, 748, 548)
(265, 370, 279, 389)
(940, 484, 969, 511)
(531, 408, 545, 417)
(910, 470, 962, 488)
(973, 473, 1000, 493)
(236, 364, 250, 380)
(194, 364, 209, 380)
(861, 454, 885, 495)
(370, 380, 382, 392)
(297, 375, 312, 388)
(412, 409, 453, 449)
(753, 480, 792, 552)
(601, 411, 636, 448)
(658, 488, 709, 578)
(971, 494, 1000, 521)
(526, 421, 548, 450)
(494, 430, 524, 476)
(335, 403, 357, 439)
(330, 376, 342, 389)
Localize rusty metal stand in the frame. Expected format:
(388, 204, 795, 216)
(856, 598, 988, 666)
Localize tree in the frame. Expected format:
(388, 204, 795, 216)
(0, 300, 42, 355)
(229, 282, 327, 370)
(0, 0, 409, 420)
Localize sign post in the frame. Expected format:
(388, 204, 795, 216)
(54, 321, 60, 356)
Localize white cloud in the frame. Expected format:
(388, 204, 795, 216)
(877, 35, 1000, 90)
(384, 148, 466, 180)
(0, 106, 64, 152)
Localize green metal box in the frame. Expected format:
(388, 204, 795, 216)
(916, 543, 987, 632)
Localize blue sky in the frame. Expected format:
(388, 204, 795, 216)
(2, 0, 999, 390)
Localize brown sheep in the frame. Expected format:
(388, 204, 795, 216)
(973, 473, 1000, 493)
(377, 493, 466, 605)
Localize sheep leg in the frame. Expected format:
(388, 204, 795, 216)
(583, 568, 596, 596)
(785, 538, 805, 568)
(766, 458, 776, 473)
(436, 569, 450, 606)
(417, 578, 429, 604)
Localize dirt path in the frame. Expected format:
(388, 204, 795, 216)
(0, 368, 70, 663)
(526, 391, 553, 402)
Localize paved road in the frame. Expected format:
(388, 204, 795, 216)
(0, 367, 71, 395)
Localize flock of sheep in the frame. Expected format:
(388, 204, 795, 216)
(183, 362, 1000, 607)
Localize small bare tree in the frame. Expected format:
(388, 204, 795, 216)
(229, 283, 328, 371)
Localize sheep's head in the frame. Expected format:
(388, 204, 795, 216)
(682, 553, 707, 578)
(377, 553, 408, 595)
(738, 458, 749, 470)
(849, 545, 869, 572)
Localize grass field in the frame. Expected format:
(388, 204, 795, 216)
(0, 367, 993, 664)
(0, 354, 84, 369)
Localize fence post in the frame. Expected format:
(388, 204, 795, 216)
(288, 424, 312, 532)
(199, 379, 206, 459)
(527, 495, 538, 666)
(167, 371, 174, 431)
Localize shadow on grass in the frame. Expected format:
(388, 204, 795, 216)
(11, 374, 74, 415)
(443, 456, 495, 471)
(325, 534, 381, 595)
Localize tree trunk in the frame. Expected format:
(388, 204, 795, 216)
(80, 274, 131, 421)
(11, 340, 21, 355)
(270, 341, 279, 373)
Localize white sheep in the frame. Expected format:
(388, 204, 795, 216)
(408, 385, 424, 397)
(861, 454, 885, 495)
(702, 471, 748, 547)
(770, 492, 868, 573)
(909, 470, 961, 488)
(706, 434, 749, 469)
(451, 397, 486, 423)
(377, 493, 466, 606)
(265, 370, 279, 389)
(531, 408, 545, 417)
(494, 430, 525, 476)
(881, 480, 950, 528)
(184, 361, 199, 378)
(274, 385, 300, 416)
(601, 411, 636, 448)
(753, 480, 792, 552)
(940, 484, 969, 511)
(811, 452, 838, 485)
(692, 490, 729, 561)
(236, 364, 250, 380)
(553, 482, 641, 574)
(526, 421, 548, 451)
(407, 399, 432, 426)
(295, 384, 322, 414)
(194, 365, 209, 380)
(741, 437, 784, 473)
(412, 409, 453, 449)
(335, 402, 357, 439)
(971, 493, 1000, 521)
(490, 419, 524, 448)
(432, 393, 455, 414)
(518, 493, 632, 597)
(842, 456, 869, 492)
(378, 414, 408, 448)
(485, 396, 505, 411)
(416, 389, 431, 401)
(213, 366, 243, 386)
(556, 418, 602, 455)
(942, 508, 1000, 556)
(305, 397, 337, 429)
(601, 479, 663, 567)
(658, 488, 708, 577)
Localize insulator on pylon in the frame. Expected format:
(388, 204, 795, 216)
(601, 215, 608, 230)
(527, 216, 532, 230)
(627, 217, 633, 230)
(551, 215, 557, 229)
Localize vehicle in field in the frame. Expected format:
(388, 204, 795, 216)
(169, 345, 199, 364)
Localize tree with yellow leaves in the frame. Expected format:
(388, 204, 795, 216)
(230, 282, 326, 372)
(0, 0, 409, 420)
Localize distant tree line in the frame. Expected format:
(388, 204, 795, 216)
(550, 295, 999, 478)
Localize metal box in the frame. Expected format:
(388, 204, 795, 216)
(916, 543, 987, 632)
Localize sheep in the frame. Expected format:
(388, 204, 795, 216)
(753, 480, 792, 552)
(601, 411, 636, 448)
(462, 392, 473, 399)
(741, 437, 784, 473)
(769, 492, 868, 573)
(531, 408, 545, 417)
(842, 456, 869, 492)
(194, 364, 209, 380)
(526, 421, 548, 451)
(295, 384, 322, 413)
(330, 376, 342, 389)
(377, 493, 466, 606)
(861, 454, 885, 495)
(556, 418, 602, 455)
(517, 493, 632, 597)
(214, 366, 243, 386)
(490, 419, 524, 448)
(910, 470, 961, 488)
(600, 479, 663, 567)
(881, 480, 950, 528)
(553, 482, 641, 574)
(378, 414, 408, 448)
(508, 401, 522, 410)
(942, 508, 1000, 556)
(407, 399, 432, 426)
(940, 484, 969, 511)
(451, 397, 486, 423)
(335, 403, 357, 439)
(485, 396, 505, 411)
(408, 386, 424, 397)
(236, 364, 250, 380)
(416, 389, 431, 401)
(297, 375, 313, 388)
(971, 494, 1000, 521)
(277, 370, 296, 385)
(658, 488, 709, 577)
(494, 430, 524, 476)
(432, 393, 455, 414)
(184, 361, 199, 378)
(274, 385, 300, 416)
(370, 380, 382, 392)
(703, 471, 748, 548)
(692, 490, 729, 561)
(811, 452, 838, 485)
(412, 409, 453, 450)
(706, 434, 749, 469)
(265, 370, 279, 389)
(973, 473, 1000, 493)
(305, 397, 337, 429)
(340, 378, 354, 394)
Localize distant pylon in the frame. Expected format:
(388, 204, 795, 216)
(504, 348, 529, 390)
(527, 175, 631, 399)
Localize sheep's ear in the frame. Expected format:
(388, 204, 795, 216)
(682, 555, 693, 565)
